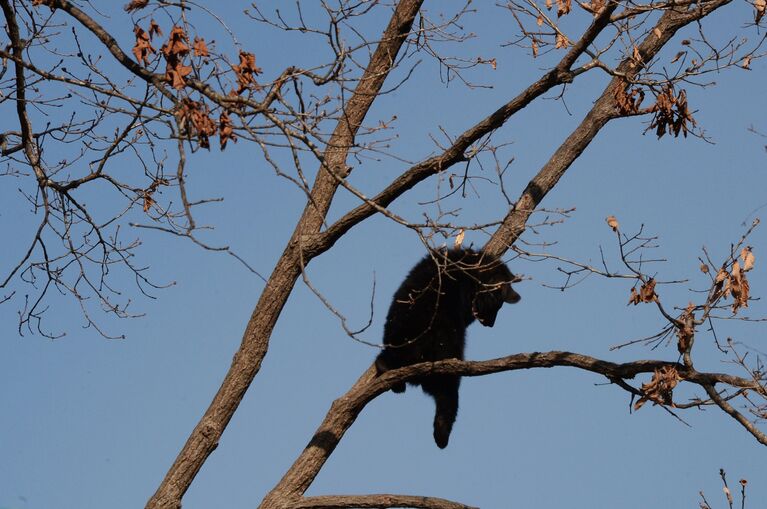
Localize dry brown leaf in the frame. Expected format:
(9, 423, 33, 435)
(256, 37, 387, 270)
(733, 274, 750, 313)
(741, 247, 755, 271)
(671, 51, 686, 64)
(732, 260, 742, 279)
(454, 229, 465, 249)
(727, 261, 751, 313)
(232, 51, 262, 93)
(161, 26, 190, 59)
(555, 33, 569, 49)
(556, 0, 572, 16)
(756, 0, 766, 23)
(148, 19, 162, 39)
(628, 287, 640, 305)
(161, 27, 192, 89)
(537, 14, 544, 26)
(546, 0, 553, 9)
(741, 55, 752, 70)
(713, 267, 728, 299)
(219, 111, 236, 150)
(124, 0, 149, 12)
(166, 64, 192, 90)
(143, 193, 154, 213)
(700, 263, 709, 274)
(193, 36, 209, 58)
(606, 215, 619, 231)
(639, 278, 658, 303)
(634, 366, 681, 410)
(532, 39, 539, 58)
(177, 99, 217, 149)
(142, 178, 167, 213)
(132, 26, 155, 66)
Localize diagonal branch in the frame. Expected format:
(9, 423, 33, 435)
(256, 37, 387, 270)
(484, 0, 734, 256)
(47, 0, 176, 102)
(259, 349, 764, 509)
(702, 383, 767, 446)
(144, 3, 425, 508)
(307, 2, 619, 258)
(47, 0, 293, 111)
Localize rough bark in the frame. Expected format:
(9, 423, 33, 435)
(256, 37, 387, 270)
(259, 349, 762, 509)
(484, 0, 733, 255)
(145, 2, 424, 508)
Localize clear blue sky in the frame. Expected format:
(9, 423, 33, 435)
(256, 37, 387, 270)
(1, 2, 766, 508)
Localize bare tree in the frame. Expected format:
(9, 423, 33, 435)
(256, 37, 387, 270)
(2, 1, 766, 508)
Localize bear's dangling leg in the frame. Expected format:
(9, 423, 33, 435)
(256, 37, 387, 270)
(422, 375, 460, 449)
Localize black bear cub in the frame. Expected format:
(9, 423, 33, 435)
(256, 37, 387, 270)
(375, 247, 520, 448)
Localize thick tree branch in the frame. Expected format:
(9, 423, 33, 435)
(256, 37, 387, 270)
(261, 2, 742, 506)
(307, 3, 619, 258)
(259, 350, 764, 509)
(484, 0, 733, 256)
(293, 494, 478, 509)
(702, 384, 767, 446)
(1, 0, 45, 181)
(145, 3, 424, 508)
(46, 0, 176, 102)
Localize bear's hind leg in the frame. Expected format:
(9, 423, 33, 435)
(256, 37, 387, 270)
(422, 375, 460, 449)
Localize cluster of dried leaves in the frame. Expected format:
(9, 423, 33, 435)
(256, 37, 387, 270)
(615, 85, 646, 116)
(161, 26, 194, 90)
(132, 26, 152, 65)
(232, 51, 262, 94)
(142, 178, 169, 213)
(542, 0, 610, 17)
(635, 365, 682, 410)
(542, 0, 573, 17)
(130, 20, 255, 150)
(712, 247, 755, 313)
(628, 278, 658, 305)
(649, 85, 696, 138)
(176, 99, 236, 150)
(615, 82, 698, 138)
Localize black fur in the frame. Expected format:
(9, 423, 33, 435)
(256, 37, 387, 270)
(375, 247, 520, 448)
